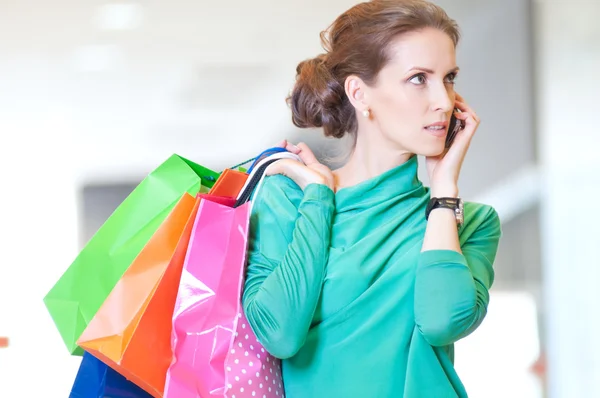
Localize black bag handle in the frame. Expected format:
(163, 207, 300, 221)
(233, 158, 280, 208)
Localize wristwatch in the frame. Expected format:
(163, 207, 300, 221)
(425, 197, 464, 227)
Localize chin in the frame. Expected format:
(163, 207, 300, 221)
(418, 144, 446, 157)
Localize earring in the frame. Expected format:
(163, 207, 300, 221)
(362, 109, 370, 118)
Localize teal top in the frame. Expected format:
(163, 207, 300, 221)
(242, 155, 502, 397)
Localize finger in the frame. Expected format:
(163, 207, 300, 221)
(454, 100, 472, 113)
(295, 142, 320, 165)
(274, 139, 287, 148)
(264, 159, 295, 177)
(454, 101, 479, 121)
(450, 129, 476, 161)
(454, 111, 479, 125)
(444, 128, 473, 160)
(285, 142, 301, 154)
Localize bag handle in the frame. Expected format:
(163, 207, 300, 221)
(234, 151, 302, 209)
(246, 147, 288, 174)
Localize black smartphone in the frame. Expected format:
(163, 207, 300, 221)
(445, 108, 464, 148)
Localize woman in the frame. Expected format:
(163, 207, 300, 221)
(242, 0, 502, 396)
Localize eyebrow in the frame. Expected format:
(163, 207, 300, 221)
(408, 66, 460, 74)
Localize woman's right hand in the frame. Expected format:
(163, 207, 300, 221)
(266, 140, 335, 191)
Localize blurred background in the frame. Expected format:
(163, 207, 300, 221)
(0, 0, 597, 396)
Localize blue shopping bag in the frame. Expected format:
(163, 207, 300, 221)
(70, 352, 152, 398)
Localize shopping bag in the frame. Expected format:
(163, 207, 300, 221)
(70, 352, 152, 398)
(77, 193, 199, 397)
(163, 151, 300, 398)
(77, 170, 248, 397)
(208, 168, 248, 197)
(44, 154, 220, 355)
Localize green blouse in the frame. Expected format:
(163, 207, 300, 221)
(242, 155, 502, 397)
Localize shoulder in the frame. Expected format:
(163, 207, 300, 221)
(251, 174, 304, 219)
(462, 201, 502, 240)
(250, 174, 335, 228)
(253, 174, 303, 209)
(463, 201, 500, 225)
(248, 175, 304, 254)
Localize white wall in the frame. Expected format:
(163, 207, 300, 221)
(537, 1, 600, 397)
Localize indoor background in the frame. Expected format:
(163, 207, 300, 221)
(0, 0, 598, 397)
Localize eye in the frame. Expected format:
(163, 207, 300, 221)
(408, 73, 427, 85)
(445, 72, 458, 84)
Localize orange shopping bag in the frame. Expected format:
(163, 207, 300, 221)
(77, 193, 199, 397)
(208, 168, 248, 197)
(77, 169, 249, 397)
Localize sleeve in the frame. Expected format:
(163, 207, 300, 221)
(414, 204, 502, 347)
(242, 175, 336, 359)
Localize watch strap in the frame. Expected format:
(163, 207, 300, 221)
(426, 197, 461, 220)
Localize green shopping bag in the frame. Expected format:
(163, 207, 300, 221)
(43, 154, 220, 355)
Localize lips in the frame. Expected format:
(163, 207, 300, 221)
(425, 125, 445, 131)
(424, 123, 447, 137)
(424, 121, 448, 129)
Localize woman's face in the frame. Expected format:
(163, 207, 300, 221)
(365, 27, 459, 156)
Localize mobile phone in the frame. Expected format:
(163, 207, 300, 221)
(445, 108, 464, 148)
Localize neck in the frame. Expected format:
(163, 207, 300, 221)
(334, 127, 414, 191)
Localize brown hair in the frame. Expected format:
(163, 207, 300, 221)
(287, 0, 460, 140)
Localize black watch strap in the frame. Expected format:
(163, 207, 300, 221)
(425, 197, 461, 220)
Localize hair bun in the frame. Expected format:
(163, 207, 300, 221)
(287, 54, 351, 139)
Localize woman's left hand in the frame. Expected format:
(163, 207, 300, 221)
(425, 93, 480, 197)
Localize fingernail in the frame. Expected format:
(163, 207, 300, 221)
(290, 144, 300, 152)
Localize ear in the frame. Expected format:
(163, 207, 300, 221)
(344, 75, 370, 113)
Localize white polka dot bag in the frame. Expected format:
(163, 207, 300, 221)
(224, 311, 285, 398)
(164, 152, 297, 398)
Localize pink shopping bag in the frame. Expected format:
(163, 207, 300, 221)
(164, 198, 284, 398)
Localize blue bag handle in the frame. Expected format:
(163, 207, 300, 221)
(221, 147, 289, 174)
(246, 147, 288, 174)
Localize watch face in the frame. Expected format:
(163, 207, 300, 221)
(455, 199, 464, 225)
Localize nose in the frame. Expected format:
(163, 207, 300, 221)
(429, 83, 454, 114)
